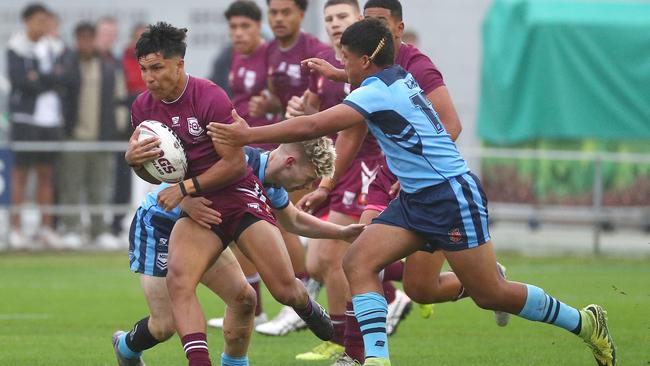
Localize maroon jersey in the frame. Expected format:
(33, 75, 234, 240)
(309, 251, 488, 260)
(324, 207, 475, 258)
(267, 32, 330, 109)
(309, 48, 381, 159)
(131, 75, 234, 179)
(395, 43, 445, 94)
(229, 42, 279, 129)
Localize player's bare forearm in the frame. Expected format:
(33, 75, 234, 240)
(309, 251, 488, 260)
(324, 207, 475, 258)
(330, 124, 367, 184)
(427, 86, 462, 141)
(249, 104, 364, 145)
(276, 203, 345, 239)
(197, 144, 247, 191)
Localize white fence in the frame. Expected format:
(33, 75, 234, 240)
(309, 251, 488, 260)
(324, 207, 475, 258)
(1, 142, 649, 253)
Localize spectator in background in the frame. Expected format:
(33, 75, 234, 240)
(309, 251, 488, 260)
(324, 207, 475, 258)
(209, 45, 233, 96)
(402, 29, 419, 46)
(96, 16, 119, 62)
(7, 4, 66, 248)
(123, 23, 147, 100)
(58, 22, 127, 248)
(110, 23, 148, 238)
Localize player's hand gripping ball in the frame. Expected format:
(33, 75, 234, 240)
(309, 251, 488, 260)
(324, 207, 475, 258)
(138, 120, 187, 183)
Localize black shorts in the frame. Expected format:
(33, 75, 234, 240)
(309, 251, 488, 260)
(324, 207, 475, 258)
(10, 123, 62, 166)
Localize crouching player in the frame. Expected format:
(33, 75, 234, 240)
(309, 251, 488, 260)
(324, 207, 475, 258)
(208, 18, 616, 366)
(113, 137, 364, 366)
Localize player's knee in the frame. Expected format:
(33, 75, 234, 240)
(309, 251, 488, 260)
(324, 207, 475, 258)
(148, 315, 175, 341)
(403, 279, 438, 304)
(165, 270, 194, 299)
(268, 279, 303, 306)
(230, 284, 257, 315)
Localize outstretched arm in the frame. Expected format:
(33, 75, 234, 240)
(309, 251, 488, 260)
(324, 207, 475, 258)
(207, 105, 364, 147)
(276, 202, 364, 243)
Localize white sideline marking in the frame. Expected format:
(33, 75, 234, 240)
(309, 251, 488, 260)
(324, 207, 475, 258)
(0, 313, 51, 320)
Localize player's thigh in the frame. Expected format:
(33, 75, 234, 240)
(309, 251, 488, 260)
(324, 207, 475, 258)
(201, 247, 250, 304)
(359, 208, 381, 225)
(404, 251, 445, 284)
(232, 244, 258, 277)
(442, 240, 501, 297)
(140, 274, 173, 321)
(345, 223, 424, 275)
(168, 217, 225, 284)
(236, 220, 295, 285)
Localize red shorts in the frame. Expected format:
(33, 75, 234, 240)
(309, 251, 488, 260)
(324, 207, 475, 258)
(328, 156, 383, 217)
(365, 164, 398, 212)
(197, 170, 277, 244)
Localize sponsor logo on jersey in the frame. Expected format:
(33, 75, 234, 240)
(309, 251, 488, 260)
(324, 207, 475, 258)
(187, 117, 204, 137)
(172, 116, 180, 127)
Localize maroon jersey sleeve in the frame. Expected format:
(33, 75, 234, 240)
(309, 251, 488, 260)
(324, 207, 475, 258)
(197, 81, 236, 127)
(407, 52, 445, 95)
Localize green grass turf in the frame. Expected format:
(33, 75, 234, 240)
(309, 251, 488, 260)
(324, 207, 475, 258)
(0, 251, 648, 365)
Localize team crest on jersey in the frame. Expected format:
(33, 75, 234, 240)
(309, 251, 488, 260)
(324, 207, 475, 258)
(171, 116, 180, 127)
(342, 191, 356, 207)
(187, 117, 204, 136)
(448, 228, 462, 243)
(156, 253, 168, 271)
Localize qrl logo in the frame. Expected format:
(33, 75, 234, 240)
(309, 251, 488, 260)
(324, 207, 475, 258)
(157, 158, 177, 173)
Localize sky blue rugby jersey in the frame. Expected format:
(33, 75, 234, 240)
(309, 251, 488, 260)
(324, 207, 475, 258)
(342, 65, 468, 193)
(141, 147, 289, 218)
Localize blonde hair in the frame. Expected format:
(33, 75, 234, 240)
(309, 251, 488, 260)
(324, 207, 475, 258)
(287, 137, 336, 178)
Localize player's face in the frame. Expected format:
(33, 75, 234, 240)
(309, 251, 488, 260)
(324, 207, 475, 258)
(139, 53, 184, 101)
(363, 7, 404, 40)
(268, 0, 304, 40)
(324, 4, 360, 47)
(341, 45, 369, 86)
(278, 159, 318, 192)
(228, 16, 262, 55)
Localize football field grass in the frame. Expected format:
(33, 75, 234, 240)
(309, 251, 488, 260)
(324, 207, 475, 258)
(0, 251, 648, 365)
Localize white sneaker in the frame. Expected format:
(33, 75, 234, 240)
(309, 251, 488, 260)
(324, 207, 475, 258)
(386, 289, 412, 335)
(494, 263, 511, 327)
(255, 306, 306, 336)
(95, 232, 122, 250)
(207, 312, 268, 329)
(9, 229, 29, 249)
(332, 354, 361, 366)
(58, 232, 84, 249)
(36, 227, 62, 248)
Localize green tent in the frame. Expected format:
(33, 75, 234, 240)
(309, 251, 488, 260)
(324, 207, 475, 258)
(478, 0, 650, 145)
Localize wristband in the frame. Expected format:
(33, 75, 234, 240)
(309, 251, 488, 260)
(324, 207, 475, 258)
(178, 181, 188, 197)
(191, 176, 202, 194)
(318, 177, 335, 192)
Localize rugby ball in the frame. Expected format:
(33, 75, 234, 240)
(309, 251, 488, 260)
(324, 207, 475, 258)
(138, 120, 187, 183)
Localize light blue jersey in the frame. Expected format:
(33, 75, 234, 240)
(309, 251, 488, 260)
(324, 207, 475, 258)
(343, 65, 468, 193)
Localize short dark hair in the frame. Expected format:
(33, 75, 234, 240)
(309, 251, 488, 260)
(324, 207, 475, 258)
(266, 0, 308, 12)
(225, 1, 262, 22)
(22, 3, 49, 21)
(75, 22, 96, 37)
(364, 0, 402, 21)
(341, 18, 394, 68)
(135, 22, 188, 59)
(324, 0, 359, 12)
